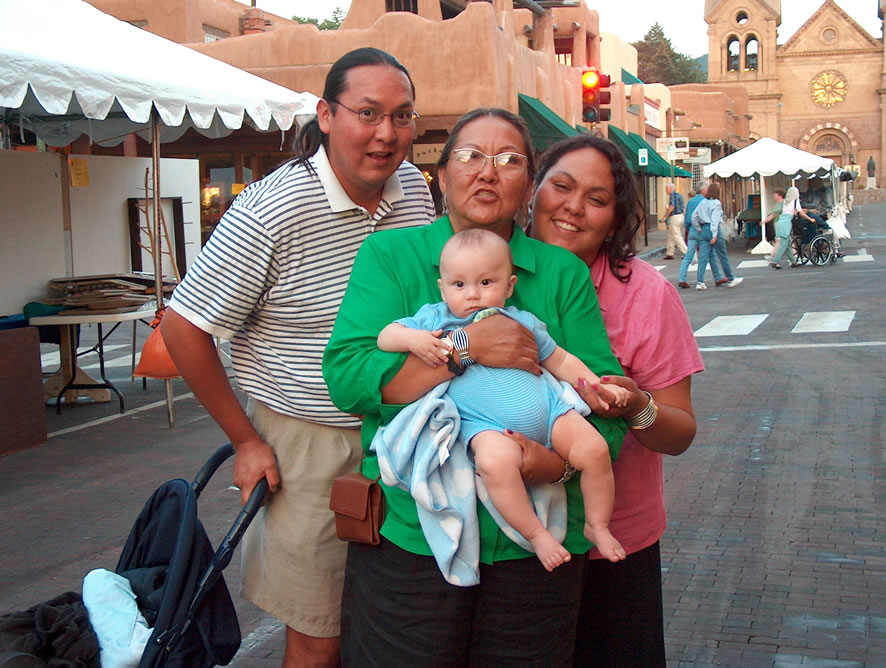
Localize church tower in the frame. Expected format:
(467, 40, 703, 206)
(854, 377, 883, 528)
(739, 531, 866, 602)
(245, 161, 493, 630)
(698, 0, 883, 183)
(705, 0, 780, 88)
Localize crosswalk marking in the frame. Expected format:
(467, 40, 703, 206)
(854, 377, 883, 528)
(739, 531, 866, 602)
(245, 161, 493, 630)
(791, 311, 855, 334)
(40, 343, 129, 368)
(694, 314, 768, 337)
(699, 341, 886, 352)
(737, 259, 770, 269)
(842, 255, 874, 263)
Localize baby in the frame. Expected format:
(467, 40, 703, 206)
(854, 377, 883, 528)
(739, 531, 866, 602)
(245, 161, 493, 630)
(377, 228, 628, 570)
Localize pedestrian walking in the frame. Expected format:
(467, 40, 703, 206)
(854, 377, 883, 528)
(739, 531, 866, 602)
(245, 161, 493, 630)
(660, 183, 688, 259)
(690, 182, 743, 289)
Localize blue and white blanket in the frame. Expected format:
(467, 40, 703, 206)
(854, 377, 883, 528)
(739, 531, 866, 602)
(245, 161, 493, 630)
(371, 370, 589, 586)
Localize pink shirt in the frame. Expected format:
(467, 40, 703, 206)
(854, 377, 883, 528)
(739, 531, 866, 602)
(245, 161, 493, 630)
(588, 255, 704, 558)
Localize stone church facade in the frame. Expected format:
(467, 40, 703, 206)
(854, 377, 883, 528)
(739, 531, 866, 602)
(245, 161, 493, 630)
(704, 0, 884, 184)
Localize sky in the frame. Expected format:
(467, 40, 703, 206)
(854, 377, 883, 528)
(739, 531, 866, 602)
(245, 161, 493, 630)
(252, 0, 883, 58)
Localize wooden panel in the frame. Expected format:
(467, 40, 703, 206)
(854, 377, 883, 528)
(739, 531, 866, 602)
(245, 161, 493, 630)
(0, 327, 47, 455)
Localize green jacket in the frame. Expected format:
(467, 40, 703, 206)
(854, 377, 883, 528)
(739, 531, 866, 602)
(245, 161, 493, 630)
(323, 217, 626, 561)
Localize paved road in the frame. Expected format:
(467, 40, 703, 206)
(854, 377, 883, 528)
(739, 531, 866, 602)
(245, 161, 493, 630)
(655, 203, 886, 666)
(1, 205, 884, 666)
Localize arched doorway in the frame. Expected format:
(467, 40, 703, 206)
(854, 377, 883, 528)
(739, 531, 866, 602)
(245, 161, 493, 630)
(800, 124, 859, 167)
(812, 133, 846, 166)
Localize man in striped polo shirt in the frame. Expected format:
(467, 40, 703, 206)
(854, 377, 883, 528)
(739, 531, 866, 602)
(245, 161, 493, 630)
(162, 48, 434, 667)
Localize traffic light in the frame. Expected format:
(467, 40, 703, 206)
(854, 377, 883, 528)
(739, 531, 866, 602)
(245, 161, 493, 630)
(581, 69, 611, 123)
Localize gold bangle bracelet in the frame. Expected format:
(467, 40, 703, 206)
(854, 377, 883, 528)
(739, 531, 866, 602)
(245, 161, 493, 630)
(625, 391, 658, 430)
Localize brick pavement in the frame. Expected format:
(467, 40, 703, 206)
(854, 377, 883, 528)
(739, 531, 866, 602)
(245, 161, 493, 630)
(0, 222, 666, 667)
(5, 210, 885, 666)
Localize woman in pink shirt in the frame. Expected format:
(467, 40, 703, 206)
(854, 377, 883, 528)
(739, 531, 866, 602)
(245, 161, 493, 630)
(527, 134, 704, 665)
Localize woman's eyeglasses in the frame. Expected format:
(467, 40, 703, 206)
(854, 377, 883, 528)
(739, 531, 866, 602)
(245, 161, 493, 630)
(330, 100, 419, 128)
(450, 148, 528, 174)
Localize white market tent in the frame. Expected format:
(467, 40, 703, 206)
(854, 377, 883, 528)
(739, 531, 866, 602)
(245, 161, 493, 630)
(0, 0, 319, 291)
(1, 0, 318, 424)
(704, 137, 836, 254)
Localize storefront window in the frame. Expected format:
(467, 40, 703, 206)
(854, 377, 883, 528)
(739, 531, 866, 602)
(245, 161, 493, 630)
(200, 153, 280, 245)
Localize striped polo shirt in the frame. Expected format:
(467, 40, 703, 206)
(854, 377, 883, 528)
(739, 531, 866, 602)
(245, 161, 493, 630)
(169, 145, 435, 426)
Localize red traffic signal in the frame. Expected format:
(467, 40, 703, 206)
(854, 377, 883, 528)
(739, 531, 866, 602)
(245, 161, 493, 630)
(581, 69, 612, 123)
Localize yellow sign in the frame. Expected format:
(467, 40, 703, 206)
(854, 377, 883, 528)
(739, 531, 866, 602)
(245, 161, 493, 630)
(68, 158, 89, 187)
(231, 183, 246, 195)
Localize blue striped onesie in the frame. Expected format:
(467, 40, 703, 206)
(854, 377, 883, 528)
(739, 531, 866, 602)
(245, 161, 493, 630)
(396, 303, 576, 445)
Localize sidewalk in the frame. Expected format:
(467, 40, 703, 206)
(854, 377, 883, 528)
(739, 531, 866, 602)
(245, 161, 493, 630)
(636, 220, 669, 260)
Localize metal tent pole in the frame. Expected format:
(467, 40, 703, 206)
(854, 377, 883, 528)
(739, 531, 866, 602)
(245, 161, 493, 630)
(151, 113, 175, 427)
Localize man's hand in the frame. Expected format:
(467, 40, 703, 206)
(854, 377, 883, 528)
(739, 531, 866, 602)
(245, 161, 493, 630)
(465, 314, 541, 375)
(504, 429, 568, 484)
(408, 329, 451, 367)
(233, 437, 281, 506)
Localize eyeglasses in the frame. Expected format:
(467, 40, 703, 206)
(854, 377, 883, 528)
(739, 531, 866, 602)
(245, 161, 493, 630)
(450, 148, 528, 174)
(330, 100, 419, 128)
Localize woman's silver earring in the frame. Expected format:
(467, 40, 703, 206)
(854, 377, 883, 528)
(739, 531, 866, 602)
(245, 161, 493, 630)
(441, 194, 449, 216)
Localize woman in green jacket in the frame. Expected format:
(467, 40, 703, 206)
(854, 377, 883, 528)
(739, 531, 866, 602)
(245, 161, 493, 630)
(323, 108, 625, 666)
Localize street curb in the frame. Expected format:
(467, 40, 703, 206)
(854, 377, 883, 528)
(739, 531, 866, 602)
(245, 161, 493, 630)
(638, 246, 667, 260)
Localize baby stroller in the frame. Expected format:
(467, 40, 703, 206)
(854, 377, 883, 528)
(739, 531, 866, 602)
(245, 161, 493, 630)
(0, 444, 268, 667)
(790, 215, 837, 266)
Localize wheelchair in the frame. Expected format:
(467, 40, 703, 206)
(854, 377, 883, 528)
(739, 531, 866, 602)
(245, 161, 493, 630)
(790, 215, 837, 266)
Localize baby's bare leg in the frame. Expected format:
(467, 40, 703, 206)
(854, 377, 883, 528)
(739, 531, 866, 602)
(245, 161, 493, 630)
(472, 430, 571, 572)
(550, 410, 626, 562)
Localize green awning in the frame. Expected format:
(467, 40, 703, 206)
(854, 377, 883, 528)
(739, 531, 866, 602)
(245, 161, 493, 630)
(630, 132, 692, 178)
(607, 124, 642, 173)
(517, 93, 580, 152)
(621, 69, 643, 85)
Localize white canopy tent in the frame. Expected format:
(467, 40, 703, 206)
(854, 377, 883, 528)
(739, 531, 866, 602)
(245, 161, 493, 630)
(704, 137, 836, 254)
(1, 0, 318, 424)
(0, 0, 319, 291)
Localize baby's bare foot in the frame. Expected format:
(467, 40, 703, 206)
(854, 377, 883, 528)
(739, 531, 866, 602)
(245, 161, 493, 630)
(530, 531, 572, 572)
(584, 524, 626, 563)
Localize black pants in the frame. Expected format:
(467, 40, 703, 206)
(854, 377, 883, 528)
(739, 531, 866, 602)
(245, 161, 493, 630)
(341, 538, 586, 667)
(573, 541, 666, 667)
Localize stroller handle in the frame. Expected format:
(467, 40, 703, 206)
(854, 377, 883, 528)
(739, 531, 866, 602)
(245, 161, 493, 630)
(163, 447, 271, 654)
(176, 478, 269, 646)
(191, 443, 236, 497)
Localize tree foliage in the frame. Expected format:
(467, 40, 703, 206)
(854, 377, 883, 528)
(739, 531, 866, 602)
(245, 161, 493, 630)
(292, 7, 344, 30)
(632, 23, 706, 85)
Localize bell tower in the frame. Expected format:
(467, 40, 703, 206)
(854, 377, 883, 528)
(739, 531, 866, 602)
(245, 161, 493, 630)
(705, 0, 780, 83)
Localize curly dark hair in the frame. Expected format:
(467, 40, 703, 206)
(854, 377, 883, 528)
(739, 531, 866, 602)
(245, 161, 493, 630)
(532, 134, 644, 282)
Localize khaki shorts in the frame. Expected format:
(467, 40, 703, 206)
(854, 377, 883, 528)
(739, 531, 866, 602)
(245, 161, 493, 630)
(240, 399, 362, 637)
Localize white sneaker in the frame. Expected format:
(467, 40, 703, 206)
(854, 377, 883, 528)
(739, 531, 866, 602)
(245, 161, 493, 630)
(728, 277, 744, 287)
(695, 283, 707, 290)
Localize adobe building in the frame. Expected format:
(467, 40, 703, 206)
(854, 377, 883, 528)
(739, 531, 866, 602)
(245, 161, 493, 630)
(85, 0, 298, 42)
(79, 0, 690, 229)
(84, 0, 673, 217)
(669, 83, 754, 218)
(703, 0, 884, 186)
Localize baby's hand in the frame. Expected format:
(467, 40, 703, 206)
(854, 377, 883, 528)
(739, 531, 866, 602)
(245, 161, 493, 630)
(599, 383, 631, 408)
(409, 329, 452, 367)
